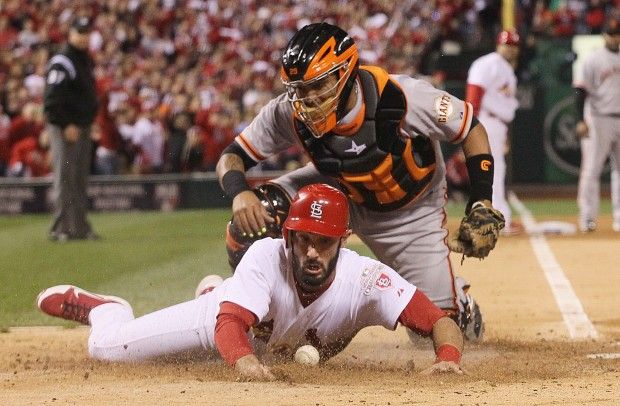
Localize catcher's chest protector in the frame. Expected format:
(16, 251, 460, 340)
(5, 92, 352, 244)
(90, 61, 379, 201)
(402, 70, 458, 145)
(294, 67, 436, 212)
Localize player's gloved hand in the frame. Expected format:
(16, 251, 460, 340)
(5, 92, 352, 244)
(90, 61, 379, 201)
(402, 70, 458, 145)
(420, 361, 466, 375)
(234, 354, 276, 382)
(232, 190, 274, 238)
(448, 201, 505, 261)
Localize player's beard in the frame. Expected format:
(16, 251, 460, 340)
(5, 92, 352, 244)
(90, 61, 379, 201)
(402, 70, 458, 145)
(291, 242, 341, 292)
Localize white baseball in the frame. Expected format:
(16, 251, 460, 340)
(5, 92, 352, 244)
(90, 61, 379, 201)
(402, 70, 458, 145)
(294, 345, 320, 366)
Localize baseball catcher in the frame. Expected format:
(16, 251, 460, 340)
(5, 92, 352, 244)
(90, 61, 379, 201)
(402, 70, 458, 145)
(216, 22, 508, 341)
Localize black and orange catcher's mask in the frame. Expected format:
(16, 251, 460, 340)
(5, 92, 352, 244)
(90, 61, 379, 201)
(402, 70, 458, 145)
(280, 22, 359, 138)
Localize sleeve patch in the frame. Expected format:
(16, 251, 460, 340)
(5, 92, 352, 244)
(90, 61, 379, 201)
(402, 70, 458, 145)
(361, 263, 393, 295)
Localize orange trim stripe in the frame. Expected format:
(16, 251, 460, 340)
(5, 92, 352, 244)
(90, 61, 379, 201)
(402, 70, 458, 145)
(451, 101, 472, 143)
(304, 37, 337, 81)
(236, 133, 266, 161)
(360, 65, 389, 94)
(303, 38, 358, 82)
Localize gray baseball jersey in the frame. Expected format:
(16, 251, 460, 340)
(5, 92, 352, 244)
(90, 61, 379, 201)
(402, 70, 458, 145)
(237, 74, 472, 163)
(574, 47, 620, 116)
(574, 47, 620, 230)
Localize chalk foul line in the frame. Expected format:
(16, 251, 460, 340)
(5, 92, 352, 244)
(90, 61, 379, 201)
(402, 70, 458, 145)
(508, 192, 598, 340)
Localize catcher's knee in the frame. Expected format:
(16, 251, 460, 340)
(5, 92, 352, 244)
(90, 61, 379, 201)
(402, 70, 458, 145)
(226, 183, 291, 270)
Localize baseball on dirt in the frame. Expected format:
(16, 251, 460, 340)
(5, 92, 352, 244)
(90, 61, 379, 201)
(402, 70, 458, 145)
(294, 345, 320, 366)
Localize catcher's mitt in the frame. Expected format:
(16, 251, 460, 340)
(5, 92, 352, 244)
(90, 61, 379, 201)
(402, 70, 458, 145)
(448, 203, 505, 261)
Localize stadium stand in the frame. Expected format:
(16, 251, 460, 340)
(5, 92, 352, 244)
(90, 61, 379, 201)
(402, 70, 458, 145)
(0, 0, 618, 177)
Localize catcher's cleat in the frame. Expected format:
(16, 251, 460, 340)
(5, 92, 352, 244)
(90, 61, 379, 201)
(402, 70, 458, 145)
(405, 278, 484, 346)
(195, 274, 224, 298)
(456, 277, 484, 342)
(37, 285, 130, 325)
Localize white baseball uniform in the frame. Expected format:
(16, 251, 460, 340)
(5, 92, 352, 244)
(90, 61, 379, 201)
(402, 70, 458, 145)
(574, 46, 620, 230)
(87, 238, 416, 362)
(467, 52, 519, 227)
(234, 67, 474, 311)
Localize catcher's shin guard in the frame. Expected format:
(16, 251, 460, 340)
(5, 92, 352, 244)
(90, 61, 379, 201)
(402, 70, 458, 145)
(225, 183, 291, 271)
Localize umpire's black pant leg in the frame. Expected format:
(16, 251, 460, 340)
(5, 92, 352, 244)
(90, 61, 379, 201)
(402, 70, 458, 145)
(74, 127, 93, 236)
(49, 125, 74, 235)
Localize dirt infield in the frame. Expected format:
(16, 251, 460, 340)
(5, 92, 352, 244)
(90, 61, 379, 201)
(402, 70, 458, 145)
(1, 327, 619, 405)
(2, 214, 619, 405)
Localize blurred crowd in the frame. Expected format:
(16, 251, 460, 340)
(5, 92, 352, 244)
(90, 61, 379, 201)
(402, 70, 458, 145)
(0, 0, 618, 178)
(528, 0, 620, 37)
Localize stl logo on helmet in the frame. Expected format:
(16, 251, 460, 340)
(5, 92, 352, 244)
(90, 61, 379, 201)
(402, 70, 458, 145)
(309, 201, 323, 219)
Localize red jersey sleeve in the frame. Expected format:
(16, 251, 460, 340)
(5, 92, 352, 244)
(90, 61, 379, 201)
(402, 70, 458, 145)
(397, 289, 446, 336)
(214, 301, 257, 366)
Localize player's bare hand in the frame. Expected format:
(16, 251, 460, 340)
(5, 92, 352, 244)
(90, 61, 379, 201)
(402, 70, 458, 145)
(420, 361, 466, 375)
(232, 191, 273, 237)
(63, 124, 80, 143)
(576, 121, 589, 138)
(234, 354, 276, 382)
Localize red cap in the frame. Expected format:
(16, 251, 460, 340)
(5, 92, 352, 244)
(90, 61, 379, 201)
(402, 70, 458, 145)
(497, 29, 520, 46)
(283, 184, 349, 239)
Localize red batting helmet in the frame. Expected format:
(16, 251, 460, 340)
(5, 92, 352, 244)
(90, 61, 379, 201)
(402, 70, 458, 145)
(496, 29, 520, 46)
(283, 184, 349, 240)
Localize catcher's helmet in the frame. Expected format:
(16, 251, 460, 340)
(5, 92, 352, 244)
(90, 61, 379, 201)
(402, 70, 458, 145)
(280, 22, 359, 138)
(496, 29, 520, 46)
(283, 184, 349, 240)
